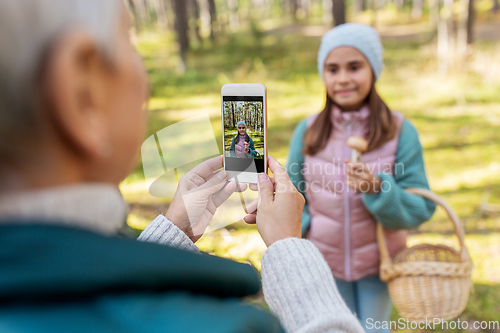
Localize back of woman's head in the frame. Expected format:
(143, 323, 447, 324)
(0, 0, 121, 163)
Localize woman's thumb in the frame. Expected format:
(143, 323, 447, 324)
(257, 173, 273, 207)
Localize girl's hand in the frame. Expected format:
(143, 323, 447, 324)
(344, 160, 381, 194)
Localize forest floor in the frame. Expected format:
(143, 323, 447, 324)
(121, 14, 500, 332)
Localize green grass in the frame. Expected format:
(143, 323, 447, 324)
(121, 18, 500, 331)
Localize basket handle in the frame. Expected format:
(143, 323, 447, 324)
(377, 187, 470, 270)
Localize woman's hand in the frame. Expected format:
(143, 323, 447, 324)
(244, 142, 249, 153)
(243, 156, 304, 247)
(166, 156, 246, 243)
(344, 160, 381, 194)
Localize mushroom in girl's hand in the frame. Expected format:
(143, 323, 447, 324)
(347, 136, 368, 162)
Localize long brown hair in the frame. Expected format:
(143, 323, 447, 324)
(234, 133, 251, 144)
(303, 83, 397, 156)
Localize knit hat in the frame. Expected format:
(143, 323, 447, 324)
(236, 121, 246, 128)
(317, 23, 383, 81)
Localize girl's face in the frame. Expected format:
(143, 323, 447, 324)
(238, 125, 246, 135)
(323, 46, 373, 111)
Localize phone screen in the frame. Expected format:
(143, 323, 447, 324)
(223, 96, 265, 174)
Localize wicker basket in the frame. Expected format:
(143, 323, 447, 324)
(377, 187, 473, 322)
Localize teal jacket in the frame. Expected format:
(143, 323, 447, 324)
(230, 136, 258, 158)
(286, 119, 437, 235)
(0, 223, 283, 333)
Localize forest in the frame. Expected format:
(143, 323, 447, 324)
(121, 0, 500, 329)
(124, 0, 496, 75)
(223, 101, 264, 132)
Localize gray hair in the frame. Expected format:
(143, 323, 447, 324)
(0, 0, 122, 161)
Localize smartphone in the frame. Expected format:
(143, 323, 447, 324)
(221, 83, 268, 184)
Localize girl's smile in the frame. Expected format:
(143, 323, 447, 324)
(336, 89, 357, 96)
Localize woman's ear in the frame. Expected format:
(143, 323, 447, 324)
(41, 29, 113, 159)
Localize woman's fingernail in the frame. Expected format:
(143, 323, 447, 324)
(218, 170, 227, 180)
(258, 173, 268, 183)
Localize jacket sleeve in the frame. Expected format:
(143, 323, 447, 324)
(285, 119, 311, 236)
(249, 138, 257, 157)
(138, 215, 201, 253)
(362, 119, 437, 229)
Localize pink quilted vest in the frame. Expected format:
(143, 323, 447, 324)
(303, 106, 407, 281)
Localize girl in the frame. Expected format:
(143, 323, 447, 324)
(230, 121, 258, 158)
(286, 23, 437, 332)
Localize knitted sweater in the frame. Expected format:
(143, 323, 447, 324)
(287, 118, 436, 235)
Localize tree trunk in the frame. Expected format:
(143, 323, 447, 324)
(493, 0, 500, 12)
(290, 0, 300, 20)
(411, 0, 423, 20)
(199, 0, 210, 40)
(370, 0, 377, 26)
(153, 0, 168, 29)
(135, 0, 149, 27)
(457, 0, 470, 58)
(190, 0, 203, 43)
(231, 102, 235, 128)
(467, 0, 474, 43)
(173, 0, 189, 72)
(394, 0, 404, 11)
(207, 0, 217, 40)
(323, 0, 333, 25)
(227, 0, 239, 31)
(301, 0, 311, 18)
(429, 0, 439, 30)
(354, 0, 364, 13)
(245, 104, 249, 127)
(260, 104, 262, 134)
(163, 0, 176, 30)
(438, 0, 454, 74)
(332, 0, 346, 26)
(127, 0, 142, 32)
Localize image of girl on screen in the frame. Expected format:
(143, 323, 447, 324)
(230, 121, 257, 158)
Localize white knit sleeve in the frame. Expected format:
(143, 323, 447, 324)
(137, 214, 200, 253)
(261, 238, 365, 333)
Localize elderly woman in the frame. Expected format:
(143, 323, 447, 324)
(0, 1, 364, 332)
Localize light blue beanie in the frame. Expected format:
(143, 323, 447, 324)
(236, 121, 246, 128)
(317, 23, 383, 81)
